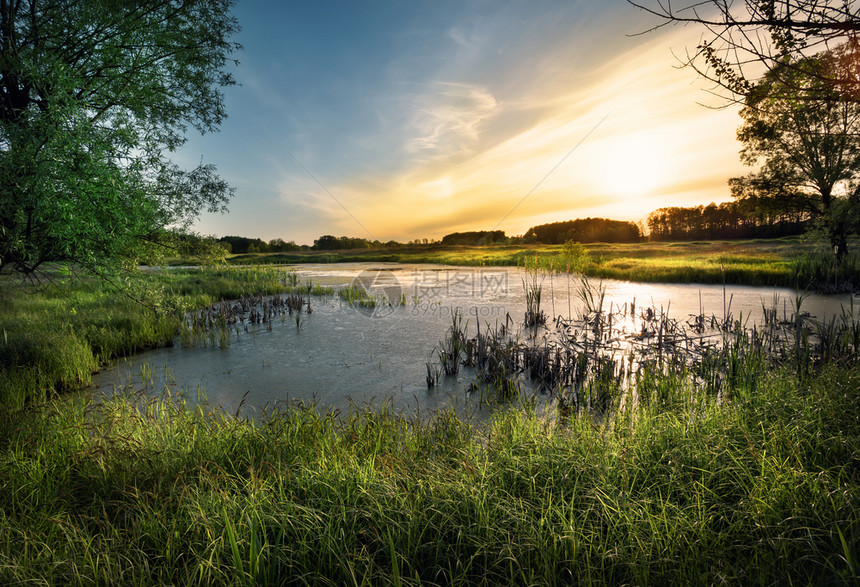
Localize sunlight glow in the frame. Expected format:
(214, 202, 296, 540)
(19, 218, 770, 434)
(326, 31, 747, 242)
(190, 11, 750, 244)
(596, 135, 668, 199)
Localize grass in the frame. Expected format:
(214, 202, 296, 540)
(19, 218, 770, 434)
(0, 266, 315, 408)
(189, 236, 860, 292)
(1, 263, 859, 584)
(0, 364, 857, 585)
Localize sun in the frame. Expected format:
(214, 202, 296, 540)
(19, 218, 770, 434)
(598, 135, 667, 199)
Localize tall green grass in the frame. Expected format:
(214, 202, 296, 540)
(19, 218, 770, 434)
(0, 266, 306, 408)
(0, 364, 857, 585)
(789, 251, 860, 292)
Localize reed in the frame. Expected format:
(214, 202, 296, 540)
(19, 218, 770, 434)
(425, 361, 440, 387)
(468, 320, 522, 402)
(522, 262, 547, 327)
(428, 274, 860, 420)
(438, 310, 466, 375)
(789, 250, 860, 292)
(338, 284, 377, 307)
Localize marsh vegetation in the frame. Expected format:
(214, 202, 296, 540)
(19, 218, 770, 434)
(429, 273, 860, 416)
(0, 266, 332, 408)
(0, 263, 858, 585)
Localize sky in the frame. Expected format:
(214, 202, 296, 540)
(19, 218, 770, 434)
(179, 0, 750, 245)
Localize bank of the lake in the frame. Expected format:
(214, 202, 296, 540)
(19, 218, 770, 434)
(215, 236, 860, 292)
(0, 266, 300, 408)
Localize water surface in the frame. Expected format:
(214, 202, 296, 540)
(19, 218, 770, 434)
(92, 263, 856, 417)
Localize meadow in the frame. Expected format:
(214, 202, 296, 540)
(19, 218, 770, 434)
(221, 236, 860, 292)
(0, 255, 858, 585)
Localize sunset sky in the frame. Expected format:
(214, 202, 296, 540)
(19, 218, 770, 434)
(180, 0, 749, 245)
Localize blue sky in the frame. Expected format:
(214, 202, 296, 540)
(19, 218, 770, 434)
(180, 0, 747, 244)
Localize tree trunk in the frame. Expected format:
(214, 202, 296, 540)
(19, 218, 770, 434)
(830, 229, 849, 263)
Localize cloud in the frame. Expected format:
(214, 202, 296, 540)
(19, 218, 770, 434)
(447, 25, 481, 50)
(193, 4, 753, 245)
(306, 28, 749, 243)
(404, 82, 500, 158)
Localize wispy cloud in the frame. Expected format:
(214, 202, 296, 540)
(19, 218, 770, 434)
(405, 82, 500, 157)
(311, 29, 747, 242)
(188, 3, 752, 244)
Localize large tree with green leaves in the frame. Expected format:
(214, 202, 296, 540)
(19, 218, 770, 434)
(730, 50, 860, 260)
(0, 0, 240, 278)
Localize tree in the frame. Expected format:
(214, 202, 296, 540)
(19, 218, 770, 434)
(627, 0, 860, 103)
(730, 51, 860, 260)
(0, 0, 240, 278)
(526, 218, 641, 244)
(646, 200, 808, 240)
(313, 235, 339, 250)
(440, 230, 507, 246)
(268, 238, 300, 252)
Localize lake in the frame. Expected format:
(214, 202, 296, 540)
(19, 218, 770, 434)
(91, 263, 857, 418)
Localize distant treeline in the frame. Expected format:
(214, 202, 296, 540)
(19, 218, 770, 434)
(218, 202, 814, 254)
(436, 219, 643, 247)
(440, 231, 506, 246)
(218, 236, 307, 254)
(219, 234, 438, 254)
(312, 235, 405, 250)
(647, 201, 809, 241)
(525, 218, 642, 244)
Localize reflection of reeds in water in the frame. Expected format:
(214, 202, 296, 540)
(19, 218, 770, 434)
(523, 271, 547, 327)
(430, 275, 860, 415)
(180, 291, 316, 347)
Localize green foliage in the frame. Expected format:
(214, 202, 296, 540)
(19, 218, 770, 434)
(0, 0, 240, 278)
(440, 230, 507, 246)
(313, 234, 385, 250)
(730, 49, 860, 260)
(0, 266, 305, 408)
(560, 240, 588, 271)
(789, 250, 860, 292)
(526, 217, 641, 244)
(267, 237, 302, 252)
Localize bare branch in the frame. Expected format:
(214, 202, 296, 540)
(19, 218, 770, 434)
(627, 0, 860, 102)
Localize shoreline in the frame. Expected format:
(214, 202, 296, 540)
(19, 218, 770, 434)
(184, 237, 860, 293)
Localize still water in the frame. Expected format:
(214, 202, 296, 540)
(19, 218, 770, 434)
(91, 263, 856, 417)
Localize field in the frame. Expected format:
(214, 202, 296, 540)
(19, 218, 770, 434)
(0, 252, 858, 584)
(218, 236, 860, 292)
